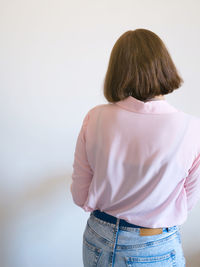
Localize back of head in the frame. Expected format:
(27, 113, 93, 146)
(103, 29, 183, 102)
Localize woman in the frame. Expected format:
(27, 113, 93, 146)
(70, 29, 200, 266)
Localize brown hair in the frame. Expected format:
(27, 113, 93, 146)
(103, 29, 183, 102)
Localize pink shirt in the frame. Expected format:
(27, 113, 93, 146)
(70, 96, 200, 227)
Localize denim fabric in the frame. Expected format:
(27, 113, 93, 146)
(82, 213, 186, 267)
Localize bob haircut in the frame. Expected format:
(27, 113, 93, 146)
(103, 29, 183, 102)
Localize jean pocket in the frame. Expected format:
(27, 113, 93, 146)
(124, 249, 176, 267)
(82, 237, 102, 267)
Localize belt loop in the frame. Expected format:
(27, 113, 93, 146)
(116, 218, 120, 230)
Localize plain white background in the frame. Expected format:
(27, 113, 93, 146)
(1, 0, 200, 266)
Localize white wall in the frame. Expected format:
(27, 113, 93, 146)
(1, 0, 200, 266)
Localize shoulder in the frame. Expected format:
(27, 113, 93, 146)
(85, 103, 114, 117)
(177, 110, 200, 124)
(81, 103, 112, 126)
(184, 112, 200, 128)
(89, 103, 113, 112)
(180, 112, 200, 154)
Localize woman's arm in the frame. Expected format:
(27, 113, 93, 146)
(184, 153, 200, 212)
(70, 111, 93, 208)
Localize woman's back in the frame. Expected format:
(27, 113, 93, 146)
(71, 96, 200, 228)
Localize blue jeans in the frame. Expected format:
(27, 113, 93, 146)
(82, 212, 186, 266)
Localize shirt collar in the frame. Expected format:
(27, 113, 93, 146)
(115, 96, 179, 114)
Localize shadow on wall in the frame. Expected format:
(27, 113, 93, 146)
(185, 251, 200, 267)
(0, 172, 72, 267)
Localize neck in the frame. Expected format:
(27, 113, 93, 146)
(144, 95, 165, 102)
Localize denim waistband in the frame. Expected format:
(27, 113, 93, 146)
(91, 210, 178, 232)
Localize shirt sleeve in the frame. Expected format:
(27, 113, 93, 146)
(70, 110, 93, 208)
(184, 153, 200, 212)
